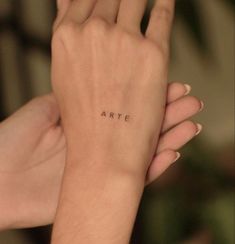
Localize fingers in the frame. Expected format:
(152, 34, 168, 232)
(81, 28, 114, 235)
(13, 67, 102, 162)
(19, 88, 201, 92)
(64, 0, 97, 24)
(146, 150, 180, 185)
(167, 83, 191, 104)
(91, 0, 121, 23)
(117, 0, 148, 33)
(54, 0, 71, 31)
(57, 0, 70, 11)
(162, 96, 204, 133)
(157, 120, 202, 154)
(147, 120, 202, 184)
(146, 0, 175, 45)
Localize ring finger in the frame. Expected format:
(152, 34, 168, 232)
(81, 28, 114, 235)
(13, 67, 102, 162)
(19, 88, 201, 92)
(91, 0, 121, 24)
(117, 0, 148, 33)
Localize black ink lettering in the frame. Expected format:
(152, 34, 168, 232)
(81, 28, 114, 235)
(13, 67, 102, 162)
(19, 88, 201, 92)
(101, 111, 130, 122)
(125, 115, 130, 122)
(101, 111, 106, 117)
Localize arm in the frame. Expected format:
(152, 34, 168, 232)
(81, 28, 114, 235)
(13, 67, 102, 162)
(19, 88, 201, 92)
(52, 153, 145, 243)
(0, 86, 202, 232)
(51, 0, 176, 243)
(0, 0, 203, 235)
(0, 94, 62, 231)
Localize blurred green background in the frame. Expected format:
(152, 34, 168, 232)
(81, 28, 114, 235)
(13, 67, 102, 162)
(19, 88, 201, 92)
(0, 0, 234, 243)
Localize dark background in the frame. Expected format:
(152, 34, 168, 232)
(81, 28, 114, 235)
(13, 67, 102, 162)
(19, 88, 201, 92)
(0, 0, 234, 243)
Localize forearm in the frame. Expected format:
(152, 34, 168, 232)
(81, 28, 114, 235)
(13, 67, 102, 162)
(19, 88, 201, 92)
(51, 0, 176, 241)
(51, 151, 145, 244)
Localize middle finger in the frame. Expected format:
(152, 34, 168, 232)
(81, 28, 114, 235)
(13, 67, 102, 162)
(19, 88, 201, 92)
(117, 0, 148, 33)
(91, 0, 121, 24)
(162, 96, 204, 133)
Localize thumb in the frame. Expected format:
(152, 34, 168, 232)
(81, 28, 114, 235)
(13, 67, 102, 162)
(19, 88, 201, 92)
(8, 94, 60, 132)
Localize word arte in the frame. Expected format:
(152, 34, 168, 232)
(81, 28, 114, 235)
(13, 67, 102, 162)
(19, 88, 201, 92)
(101, 111, 130, 122)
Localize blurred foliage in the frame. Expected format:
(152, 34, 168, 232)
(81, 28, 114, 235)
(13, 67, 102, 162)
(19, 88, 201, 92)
(176, 0, 234, 51)
(136, 139, 235, 244)
(142, 0, 235, 56)
(225, 0, 235, 8)
(0, 1, 234, 244)
(175, 0, 208, 52)
(142, 0, 208, 52)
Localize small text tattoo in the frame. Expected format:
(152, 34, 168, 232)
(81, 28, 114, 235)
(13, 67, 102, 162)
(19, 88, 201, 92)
(101, 111, 130, 122)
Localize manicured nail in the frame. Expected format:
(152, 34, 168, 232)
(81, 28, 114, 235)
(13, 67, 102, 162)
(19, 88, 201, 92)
(195, 123, 203, 135)
(184, 84, 192, 95)
(199, 101, 204, 112)
(173, 152, 181, 163)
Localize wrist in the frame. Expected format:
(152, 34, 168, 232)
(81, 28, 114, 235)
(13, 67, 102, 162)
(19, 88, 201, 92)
(65, 125, 156, 181)
(66, 143, 148, 184)
(53, 155, 145, 244)
(0, 208, 14, 231)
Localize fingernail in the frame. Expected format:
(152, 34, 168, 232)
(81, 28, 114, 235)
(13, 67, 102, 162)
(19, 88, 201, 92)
(195, 123, 203, 135)
(173, 152, 181, 163)
(184, 84, 192, 95)
(199, 101, 204, 112)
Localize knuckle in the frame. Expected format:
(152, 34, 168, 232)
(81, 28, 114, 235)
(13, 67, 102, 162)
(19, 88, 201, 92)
(143, 40, 169, 63)
(59, 20, 78, 37)
(52, 20, 78, 49)
(152, 6, 172, 22)
(117, 29, 131, 40)
(84, 17, 109, 34)
(119, 31, 136, 46)
(112, 28, 140, 50)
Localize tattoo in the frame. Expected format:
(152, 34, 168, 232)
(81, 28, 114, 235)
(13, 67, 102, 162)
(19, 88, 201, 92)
(125, 115, 130, 122)
(101, 111, 130, 122)
(101, 111, 106, 117)
(110, 112, 114, 118)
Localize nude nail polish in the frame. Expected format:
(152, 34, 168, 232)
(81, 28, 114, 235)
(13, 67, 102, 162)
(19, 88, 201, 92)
(199, 101, 204, 112)
(184, 84, 192, 95)
(173, 152, 181, 163)
(195, 123, 203, 135)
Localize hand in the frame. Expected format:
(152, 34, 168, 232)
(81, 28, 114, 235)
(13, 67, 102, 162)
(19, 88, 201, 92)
(51, 1, 204, 242)
(51, 0, 181, 177)
(0, 95, 65, 230)
(0, 83, 202, 230)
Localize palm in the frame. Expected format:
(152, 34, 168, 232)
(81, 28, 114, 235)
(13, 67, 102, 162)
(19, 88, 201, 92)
(0, 95, 65, 228)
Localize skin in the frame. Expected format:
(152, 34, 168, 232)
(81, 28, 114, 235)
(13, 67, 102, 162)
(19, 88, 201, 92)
(50, 0, 203, 243)
(0, 1, 203, 232)
(0, 85, 202, 231)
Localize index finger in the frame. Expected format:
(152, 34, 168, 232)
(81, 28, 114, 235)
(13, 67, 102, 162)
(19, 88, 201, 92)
(54, 0, 71, 30)
(146, 0, 175, 46)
